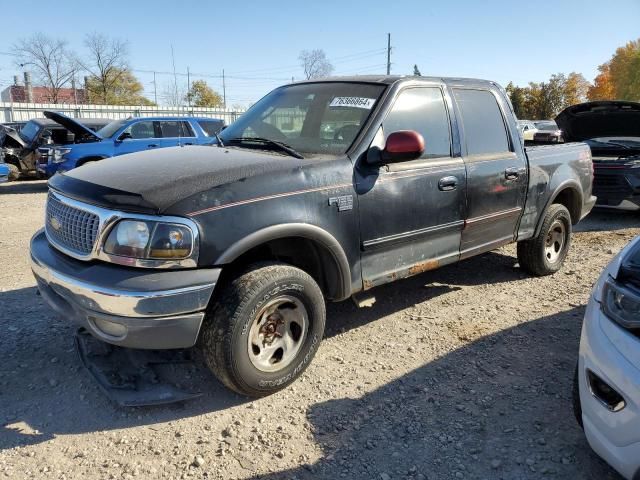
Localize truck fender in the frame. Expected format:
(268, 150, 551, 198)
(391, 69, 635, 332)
(215, 223, 352, 301)
(533, 180, 583, 237)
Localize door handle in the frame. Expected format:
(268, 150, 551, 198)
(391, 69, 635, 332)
(505, 167, 521, 180)
(148, 143, 158, 148)
(438, 176, 458, 191)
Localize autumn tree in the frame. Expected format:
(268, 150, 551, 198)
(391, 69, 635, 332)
(86, 68, 153, 105)
(298, 49, 334, 80)
(564, 72, 590, 105)
(81, 33, 132, 104)
(13, 33, 78, 103)
(588, 63, 614, 101)
(185, 80, 223, 107)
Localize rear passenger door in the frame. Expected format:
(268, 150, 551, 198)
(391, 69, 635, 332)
(159, 120, 197, 147)
(452, 88, 527, 259)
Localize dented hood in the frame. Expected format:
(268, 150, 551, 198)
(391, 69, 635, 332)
(43, 111, 103, 142)
(556, 101, 640, 142)
(0, 127, 26, 148)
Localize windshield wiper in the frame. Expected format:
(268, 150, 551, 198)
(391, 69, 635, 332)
(226, 137, 304, 159)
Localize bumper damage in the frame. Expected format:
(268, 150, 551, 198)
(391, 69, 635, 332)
(30, 229, 219, 349)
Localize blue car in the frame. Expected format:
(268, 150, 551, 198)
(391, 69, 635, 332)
(0, 163, 9, 183)
(39, 112, 224, 177)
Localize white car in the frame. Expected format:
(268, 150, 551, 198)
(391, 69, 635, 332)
(517, 120, 538, 141)
(575, 235, 640, 479)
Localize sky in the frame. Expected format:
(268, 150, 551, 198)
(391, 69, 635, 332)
(0, 0, 638, 107)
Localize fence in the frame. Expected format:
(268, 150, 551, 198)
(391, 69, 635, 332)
(0, 102, 246, 125)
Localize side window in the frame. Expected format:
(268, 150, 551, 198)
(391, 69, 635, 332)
(383, 87, 451, 158)
(156, 121, 194, 138)
(453, 89, 510, 155)
(198, 120, 225, 137)
(124, 121, 156, 139)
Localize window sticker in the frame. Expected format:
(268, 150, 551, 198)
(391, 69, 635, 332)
(329, 97, 376, 109)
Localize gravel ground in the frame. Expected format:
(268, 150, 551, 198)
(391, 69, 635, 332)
(1, 180, 638, 480)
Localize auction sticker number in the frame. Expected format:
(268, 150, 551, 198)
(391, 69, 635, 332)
(329, 97, 376, 109)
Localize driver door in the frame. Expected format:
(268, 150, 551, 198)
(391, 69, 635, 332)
(357, 86, 467, 289)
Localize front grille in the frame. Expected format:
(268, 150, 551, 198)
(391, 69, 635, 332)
(45, 194, 100, 256)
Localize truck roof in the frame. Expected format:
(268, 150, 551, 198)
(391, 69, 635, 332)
(290, 75, 499, 88)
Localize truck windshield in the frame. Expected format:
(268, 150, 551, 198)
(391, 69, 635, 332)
(219, 82, 386, 156)
(97, 119, 128, 138)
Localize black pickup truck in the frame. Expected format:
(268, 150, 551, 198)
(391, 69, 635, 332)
(30, 76, 595, 396)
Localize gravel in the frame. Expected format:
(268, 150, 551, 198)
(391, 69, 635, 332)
(0, 180, 634, 479)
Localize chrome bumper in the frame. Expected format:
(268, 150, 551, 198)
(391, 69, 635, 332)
(30, 229, 219, 349)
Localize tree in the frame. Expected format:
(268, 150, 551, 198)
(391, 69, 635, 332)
(85, 68, 154, 105)
(298, 49, 334, 80)
(588, 63, 615, 101)
(81, 33, 130, 104)
(506, 82, 527, 118)
(13, 33, 78, 103)
(185, 80, 223, 107)
(413, 64, 421, 76)
(564, 72, 590, 106)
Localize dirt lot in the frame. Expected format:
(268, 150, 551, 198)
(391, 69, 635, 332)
(1, 180, 638, 480)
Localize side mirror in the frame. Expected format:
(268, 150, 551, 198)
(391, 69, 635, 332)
(117, 131, 132, 142)
(381, 130, 425, 163)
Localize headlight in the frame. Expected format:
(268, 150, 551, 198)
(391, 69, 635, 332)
(104, 220, 194, 260)
(52, 148, 71, 163)
(601, 277, 640, 329)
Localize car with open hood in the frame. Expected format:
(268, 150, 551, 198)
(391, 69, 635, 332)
(38, 114, 225, 177)
(556, 101, 640, 210)
(0, 114, 110, 180)
(30, 76, 595, 398)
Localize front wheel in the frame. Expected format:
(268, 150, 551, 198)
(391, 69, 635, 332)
(517, 203, 572, 276)
(200, 262, 326, 397)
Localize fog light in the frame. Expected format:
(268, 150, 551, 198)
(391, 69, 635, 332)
(587, 370, 626, 412)
(91, 317, 127, 339)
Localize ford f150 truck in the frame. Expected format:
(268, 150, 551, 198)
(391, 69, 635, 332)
(39, 113, 225, 177)
(30, 76, 595, 397)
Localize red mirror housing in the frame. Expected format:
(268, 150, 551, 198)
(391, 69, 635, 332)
(382, 130, 425, 163)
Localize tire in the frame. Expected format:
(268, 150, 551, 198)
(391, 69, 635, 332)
(200, 262, 326, 397)
(7, 163, 20, 181)
(517, 203, 572, 276)
(573, 364, 584, 429)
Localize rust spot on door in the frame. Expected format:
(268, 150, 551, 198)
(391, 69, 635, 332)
(408, 259, 439, 276)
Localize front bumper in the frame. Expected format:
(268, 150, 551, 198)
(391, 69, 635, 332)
(579, 295, 640, 480)
(593, 167, 640, 210)
(30, 229, 219, 349)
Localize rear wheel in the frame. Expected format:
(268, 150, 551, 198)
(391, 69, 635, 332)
(200, 262, 326, 397)
(517, 204, 572, 276)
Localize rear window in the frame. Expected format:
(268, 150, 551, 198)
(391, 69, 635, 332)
(453, 89, 510, 155)
(198, 120, 225, 136)
(158, 121, 195, 138)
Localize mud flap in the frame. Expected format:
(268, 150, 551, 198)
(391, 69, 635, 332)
(74, 329, 202, 407)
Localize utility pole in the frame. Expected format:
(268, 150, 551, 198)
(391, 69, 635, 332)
(187, 67, 191, 108)
(386, 33, 391, 75)
(222, 69, 226, 109)
(153, 71, 157, 105)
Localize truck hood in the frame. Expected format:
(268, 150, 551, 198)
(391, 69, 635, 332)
(43, 111, 103, 142)
(0, 127, 26, 149)
(48, 145, 304, 213)
(556, 101, 640, 142)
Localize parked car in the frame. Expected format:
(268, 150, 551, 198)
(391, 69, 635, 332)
(517, 120, 538, 141)
(0, 163, 9, 183)
(574, 235, 640, 480)
(0, 115, 111, 180)
(533, 120, 564, 143)
(556, 101, 640, 210)
(30, 76, 595, 397)
(39, 113, 225, 177)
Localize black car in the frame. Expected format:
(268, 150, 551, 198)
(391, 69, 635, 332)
(533, 121, 564, 143)
(556, 101, 640, 210)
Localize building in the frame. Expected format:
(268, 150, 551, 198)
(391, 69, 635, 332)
(1, 72, 87, 104)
